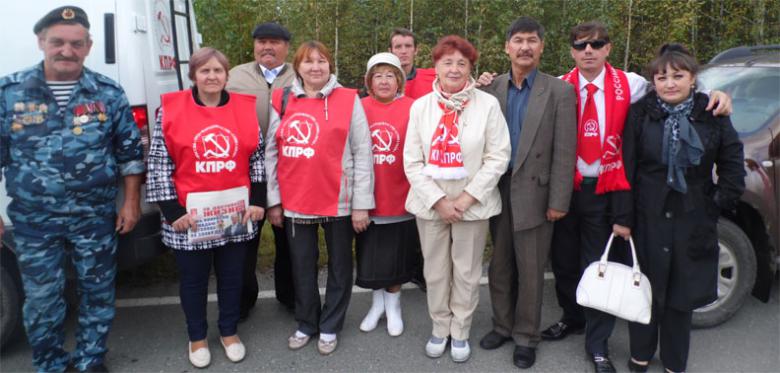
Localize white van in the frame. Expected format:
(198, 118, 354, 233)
(0, 0, 202, 347)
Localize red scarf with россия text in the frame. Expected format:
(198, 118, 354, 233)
(561, 63, 631, 194)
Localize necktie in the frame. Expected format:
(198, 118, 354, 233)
(579, 83, 601, 164)
(264, 68, 277, 84)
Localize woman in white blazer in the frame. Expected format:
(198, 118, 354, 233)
(403, 35, 510, 363)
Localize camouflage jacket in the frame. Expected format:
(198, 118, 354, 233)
(0, 63, 144, 216)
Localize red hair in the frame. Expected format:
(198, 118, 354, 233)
(431, 35, 478, 67)
(292, 41, 334, 73)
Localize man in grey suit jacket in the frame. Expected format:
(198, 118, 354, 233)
(477, 17, 577, 369)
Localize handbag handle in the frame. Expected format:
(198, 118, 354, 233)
(598, 234, 643, 285)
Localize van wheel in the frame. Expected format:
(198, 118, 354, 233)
(1, 258, 23, 347)
(693, 218, 757, 328)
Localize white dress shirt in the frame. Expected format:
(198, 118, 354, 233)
(259, 64, 285, 84)
(572, 68, 648, 177)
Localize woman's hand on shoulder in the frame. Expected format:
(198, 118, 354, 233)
(243, 206, 265, 225)
(706, 90, 733, 116)
(352, 209, 370, 233)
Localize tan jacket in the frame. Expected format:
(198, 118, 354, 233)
(403, 89, 510, 221)
(226, 62, 296, 138)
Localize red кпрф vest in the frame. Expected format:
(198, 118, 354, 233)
(271, 87, 357, 216)
(161, 90, 259, 206)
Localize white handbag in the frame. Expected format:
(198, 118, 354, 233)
(576, 234, 652, 324)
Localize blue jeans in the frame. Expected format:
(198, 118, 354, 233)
(173, 242, 246, 341)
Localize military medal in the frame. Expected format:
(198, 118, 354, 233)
(98, 113, 107, 122)
(39, 104, 48, 113)
(27, 102, 36, 112)
(22, 115, 32, 124)
(73, 126, 83, 135)
(34, 115, 44, 124)
(14, 102, 24, 112)
(79, 115, 89, 124)
(73, 117, 81, 126)
(11, 123, 23, 132)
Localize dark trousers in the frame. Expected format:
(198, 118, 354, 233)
(240, 221, 295, 313)
(629, 305, 693, 372)
(173, 242, 246, 341)
(286, 218, 354, 335)
(240, 229, 261, 314)
(272, 224, 295, 307)
(488, 173, 555, 348)
(551, 181, 624, 354)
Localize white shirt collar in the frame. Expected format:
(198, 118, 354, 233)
(578, 67, 606, 92)
(259, 63, 284, 76)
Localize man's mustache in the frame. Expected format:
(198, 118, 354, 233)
(54, 56, 79, 62)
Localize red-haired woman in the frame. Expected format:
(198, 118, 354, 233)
(265, 41, 373, 355)
(403, 35, 510, 362)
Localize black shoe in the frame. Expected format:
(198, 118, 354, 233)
(591, 353, 616, 373)
(627, 359, 649, 372)
(540, 321, 584, 341)
(479, 330, 512, 350)
(513, 345, 536, 369)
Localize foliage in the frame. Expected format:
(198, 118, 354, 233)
(193, 0, 780, 88)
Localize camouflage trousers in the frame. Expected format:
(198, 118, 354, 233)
(10, 204, 117, 373)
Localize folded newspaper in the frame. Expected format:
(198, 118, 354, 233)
(185, 186, 253, 243)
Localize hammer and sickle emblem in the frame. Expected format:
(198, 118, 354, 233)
(584, 119, 598, 133)
(371, 129, 394, 152)
(286, 119, 312, 145)
(603, 135, 622, 158)
(202, 133, 231, 158)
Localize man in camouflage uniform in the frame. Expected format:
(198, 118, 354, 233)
(0, 6, 144, 372)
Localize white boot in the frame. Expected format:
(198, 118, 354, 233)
(384, 289, 404, 336)
(359, 290, 385, 332)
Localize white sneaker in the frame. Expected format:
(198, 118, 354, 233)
(425, 336, 447, 358)
(220, 336, 246, 362)
(450, 339, 471, 363)
(359, 290, 385, 332)
(188, 341, 211, 368)
(383, 290, 404, 336)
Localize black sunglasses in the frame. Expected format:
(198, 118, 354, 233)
(572, 39, 608, 51)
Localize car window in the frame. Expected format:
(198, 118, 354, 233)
(698, 66, 780, 134)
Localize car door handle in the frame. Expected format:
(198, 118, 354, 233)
(762, 160, 773, 168)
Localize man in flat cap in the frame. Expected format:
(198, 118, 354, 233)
(226, 22, 296, 319)
(0, 5, 144, 372)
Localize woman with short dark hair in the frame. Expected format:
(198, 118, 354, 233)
(622, 43, 745, 373)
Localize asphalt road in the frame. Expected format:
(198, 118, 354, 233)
(1, 276, 778, 372)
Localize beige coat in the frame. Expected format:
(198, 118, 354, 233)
(226, 62, 296, 138)
(403, 89, 510, 221)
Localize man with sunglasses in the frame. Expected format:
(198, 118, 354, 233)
(546, 21, 731, 373)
